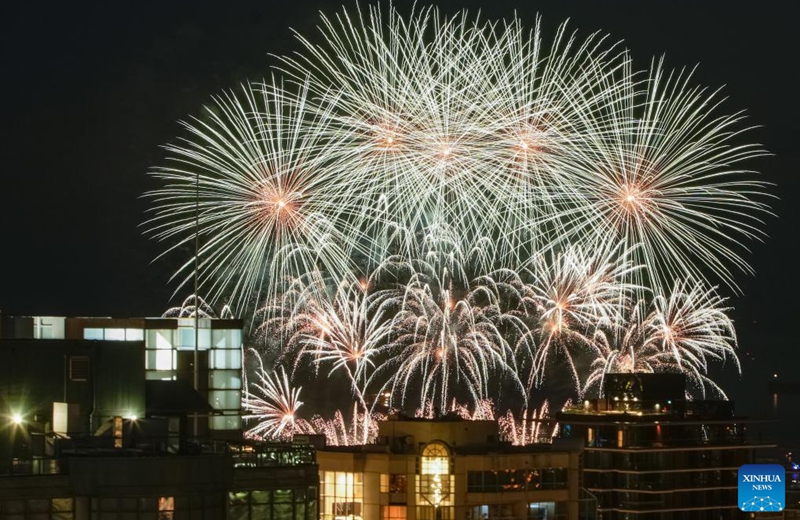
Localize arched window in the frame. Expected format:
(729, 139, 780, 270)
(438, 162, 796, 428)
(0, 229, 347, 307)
(418, 442, 453, 518)
(421, 442, 450, 475)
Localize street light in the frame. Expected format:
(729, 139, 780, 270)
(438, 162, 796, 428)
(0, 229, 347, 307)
(11, 413, 22, 425)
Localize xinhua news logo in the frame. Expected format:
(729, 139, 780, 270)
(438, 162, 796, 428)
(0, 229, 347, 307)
(738, 464, 785, 512)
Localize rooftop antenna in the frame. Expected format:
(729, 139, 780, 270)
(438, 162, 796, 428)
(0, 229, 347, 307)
(193, 168, 200, 437)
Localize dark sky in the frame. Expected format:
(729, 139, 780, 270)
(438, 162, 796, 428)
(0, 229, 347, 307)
(1, 1, 798, 390)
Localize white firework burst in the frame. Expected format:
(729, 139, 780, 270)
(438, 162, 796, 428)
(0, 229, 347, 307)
(146, 81, 357, 313)
(524, 243, 638, 392)
(242, 354, 311, 441)
(565, 58, 771, 293)
(585, 281, 738, 398)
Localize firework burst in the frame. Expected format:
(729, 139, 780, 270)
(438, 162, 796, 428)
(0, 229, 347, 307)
(242, 355, 311, 441)
(585, 281, 738, 399)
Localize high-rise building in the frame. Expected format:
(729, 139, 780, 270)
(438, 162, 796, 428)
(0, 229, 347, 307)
(557, 373, 774, 520)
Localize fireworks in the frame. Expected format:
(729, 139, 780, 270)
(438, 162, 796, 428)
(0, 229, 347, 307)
(584, 281, 738, 399)
(242, 355, 311, 441)
(148, 5, 770, 443)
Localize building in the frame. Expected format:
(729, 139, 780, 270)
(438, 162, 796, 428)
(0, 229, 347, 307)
(314, 416, 597, 520)
(0, 314, 319, 520)
(557, 373, 774, 520)
(1, 315, 243, 438)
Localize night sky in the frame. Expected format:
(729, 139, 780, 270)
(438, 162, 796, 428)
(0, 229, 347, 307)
(2, 1, 798, 402)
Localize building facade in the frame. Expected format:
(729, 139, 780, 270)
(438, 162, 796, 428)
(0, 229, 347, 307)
(557, 373, 774, 520)
(0, 314, 318, 520)
(315, 417, 596, 520)
(1, 315, 243, 438)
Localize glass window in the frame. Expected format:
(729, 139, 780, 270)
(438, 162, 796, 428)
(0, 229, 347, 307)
(126, 328, 144, 341)
(104, 328, 125, 341)
(273, 490, 293, 503)
(251, 505, 271, 520)
(178, 328, 195, 349)
(228, 506, 248, 520)
(210, 415, 241, 430)
(321, 472, 364, 520)
(209, 370, 241, 389)
(155, 349, 175, 371)
(382, 506, 407, 520)
(147, 329, 173, 350)
(52, 498, 73, 512)
(228, 492, 248, 506)
(209, 390, 241, 410)
(198, 328, 211, 349)
(210, 348, 241, 369)
(84, 328, 104, 340)
(158, 497, 173, 520)
(212, 329, 242, 349)
(421, 442, 450, 474)
(251, 491, 271, 504)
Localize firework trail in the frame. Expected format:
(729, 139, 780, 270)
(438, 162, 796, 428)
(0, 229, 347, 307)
(147, 81, 357, 312)
(369, 254, 525, 415)
(498, 400, 564, 446)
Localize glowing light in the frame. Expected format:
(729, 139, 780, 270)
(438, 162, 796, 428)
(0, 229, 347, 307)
(11, 413, 22, 425)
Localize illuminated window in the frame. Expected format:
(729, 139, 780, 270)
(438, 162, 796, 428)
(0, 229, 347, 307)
(420, 442, 450, 475)
(104, 328, 125, 341)
(84, 328, 104, 340)
(113, 416, 123, 449)
(320, 471, 363, 520)
(382, 505, 407, 520)
(418, 442, 453, 517)
(528, 502, 556, 520)
(125, 328, 144, 341)
(158, 497, 174, 520)
(52, 498, 74, 520)
(381, 474, 408, 493)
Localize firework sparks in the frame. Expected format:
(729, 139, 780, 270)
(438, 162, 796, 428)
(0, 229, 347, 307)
(369, 254, 524, 415)
(498, 400, 564, 446)
(146, 81, 357, 313)
(585, 281, 738, 398)
(149, 4, 770, 441)
(242, 354, 311, 441)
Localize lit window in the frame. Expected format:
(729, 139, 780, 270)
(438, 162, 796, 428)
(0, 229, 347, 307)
(382, 505, 407, 520)
(84, 328, 104, 340)
(421, 442, 449, 475)
(158, 497, 174, 520)
(178, 327, 195, 349)
(104, 328, 125, 341)
(320, 471, 363, 520)
(52, 497, 74, 520)
(381, 474, 408, 493)
(419, 443, 452, 511)
(125, 328, 144, 341)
